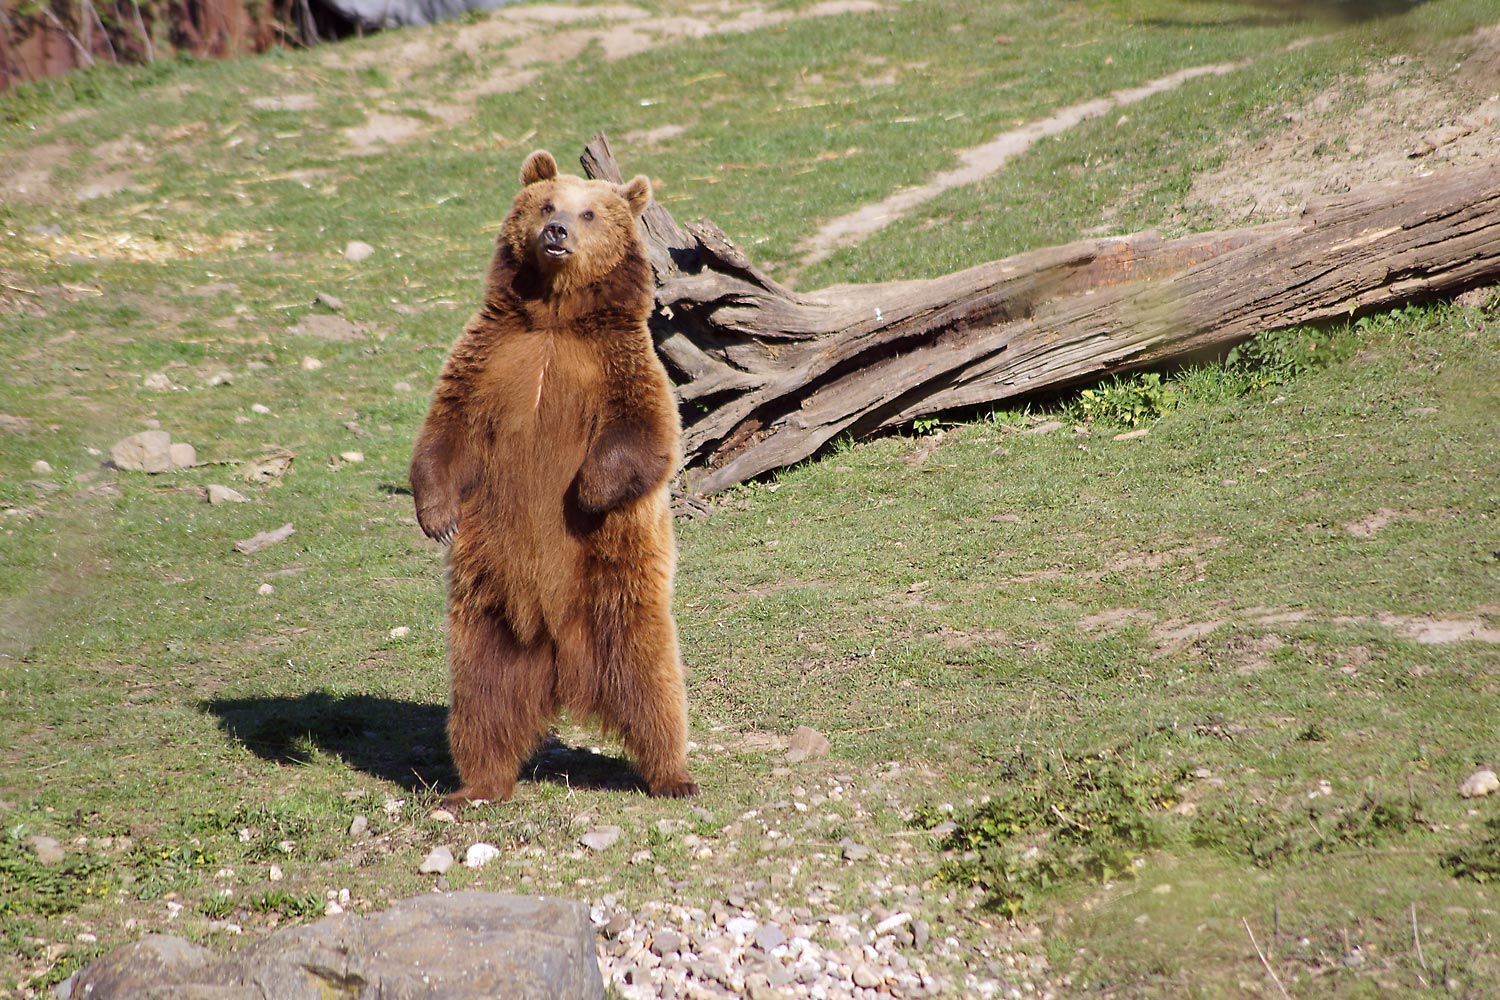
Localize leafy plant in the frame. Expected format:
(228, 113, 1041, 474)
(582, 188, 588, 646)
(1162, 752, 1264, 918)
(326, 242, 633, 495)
(247, 889, 325, 920)
(1224, 323, 1359, 391)
(912, 417, 942, 436)
(1072, 372, 1180, 428)
(198, 891, 238, 920)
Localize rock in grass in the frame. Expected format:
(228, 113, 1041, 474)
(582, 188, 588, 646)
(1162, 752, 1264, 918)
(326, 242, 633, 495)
(1460, 769, 1500, 798)
(419, 846, 454, 875)
(786, 725, 830, 763)
(110, 430, 174, 473)
(349, 815, 369, 837)
(344, 241, 375, 263)
(233, 523, 295, 554)
(464, 843, 500, 868)
(839, 837, 872, 862)
(169, 442, 198, 469)
(579, 827, 621, 852)
(26, 835, 64, 865)
(111, 431, 198, 473)
(204, 485, 247, 505)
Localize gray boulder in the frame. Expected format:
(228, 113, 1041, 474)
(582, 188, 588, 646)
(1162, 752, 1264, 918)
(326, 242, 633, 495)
(64, 892, 603, 1000)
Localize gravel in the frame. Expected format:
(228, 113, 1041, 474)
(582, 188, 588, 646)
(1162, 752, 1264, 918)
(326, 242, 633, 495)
(585, 767, 1060, 1000)
(592, 888, 950, 999)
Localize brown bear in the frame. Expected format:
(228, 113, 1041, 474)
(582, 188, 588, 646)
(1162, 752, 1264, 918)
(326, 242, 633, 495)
(409, 149, 697, 806)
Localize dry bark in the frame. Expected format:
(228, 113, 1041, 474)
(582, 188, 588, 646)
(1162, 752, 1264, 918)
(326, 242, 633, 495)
(580, 134, 1500, 495)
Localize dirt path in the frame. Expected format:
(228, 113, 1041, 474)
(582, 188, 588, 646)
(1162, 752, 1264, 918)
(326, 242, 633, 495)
(793, 60, 1248, 271)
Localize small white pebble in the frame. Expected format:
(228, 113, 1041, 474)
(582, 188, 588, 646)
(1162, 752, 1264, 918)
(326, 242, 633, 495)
(389, 626, 411, 639)
(31, 460, 52, 473)
(301, 357, 323, 371)
(257, 583, 274, 596)
(340, 451, 364, 463)
(1461, 769, 1500, 798)
(251, 403, 271, 415)
(465, 843, 501, 868)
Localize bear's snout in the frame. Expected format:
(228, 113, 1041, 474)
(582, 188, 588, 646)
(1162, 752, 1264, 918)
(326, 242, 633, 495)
(541, 219, 572, 258)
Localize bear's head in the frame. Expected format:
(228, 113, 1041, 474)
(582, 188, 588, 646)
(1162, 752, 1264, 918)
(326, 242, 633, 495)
(498, 149, 652, 298)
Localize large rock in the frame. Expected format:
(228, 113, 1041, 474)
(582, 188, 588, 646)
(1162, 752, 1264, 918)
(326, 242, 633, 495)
(62, 935, 216, 997)
(65, 892, 604, 999)
(324, 0, 518, 30)
(110, 430, 174, 473)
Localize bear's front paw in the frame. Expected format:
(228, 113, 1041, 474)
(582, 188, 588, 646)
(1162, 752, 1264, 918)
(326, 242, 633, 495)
(416, 505, 460, 546)
(647, 777, 700, 799)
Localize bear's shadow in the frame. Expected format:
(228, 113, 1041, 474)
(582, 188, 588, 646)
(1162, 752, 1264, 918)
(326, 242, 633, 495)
(203, 691, 647, 795)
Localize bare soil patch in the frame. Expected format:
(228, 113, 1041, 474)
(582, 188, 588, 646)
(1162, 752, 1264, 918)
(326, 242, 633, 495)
(1342, 507, 1405, 538)
(330, 0, 893, 154)
(1186, 27, 1500, 224)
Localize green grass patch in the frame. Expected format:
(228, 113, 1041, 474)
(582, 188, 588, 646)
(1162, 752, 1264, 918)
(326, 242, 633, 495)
(2, 0, 1499, 996)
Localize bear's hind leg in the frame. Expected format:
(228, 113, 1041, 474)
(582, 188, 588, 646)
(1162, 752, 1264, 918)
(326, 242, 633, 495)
(444, 609, 556, 808)
(587, 597, 698, 799)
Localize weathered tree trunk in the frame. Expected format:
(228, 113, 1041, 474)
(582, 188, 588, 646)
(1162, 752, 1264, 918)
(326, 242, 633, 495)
(580, 134, 1500, 495)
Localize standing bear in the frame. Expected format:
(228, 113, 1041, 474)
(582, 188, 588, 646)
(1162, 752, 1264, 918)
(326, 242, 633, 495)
(409, 149, 697, 806)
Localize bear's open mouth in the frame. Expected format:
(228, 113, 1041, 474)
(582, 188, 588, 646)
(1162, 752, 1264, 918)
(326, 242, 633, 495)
(544, 245, 571, 258)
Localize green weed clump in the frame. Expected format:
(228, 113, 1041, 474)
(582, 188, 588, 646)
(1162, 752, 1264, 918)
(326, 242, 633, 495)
(0, 833, 111, 919)
(1440, 818, 1500, 884)
(917, 753, 1185, 916)
(1071, 372, 1181, 428)
(1223, 321, 1362, 391)
(1066, 320, 1365, 431)
(1190, 792, 1424, 869)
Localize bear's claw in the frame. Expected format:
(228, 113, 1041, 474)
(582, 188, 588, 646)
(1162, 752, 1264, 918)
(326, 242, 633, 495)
(648, 779, 700, 799)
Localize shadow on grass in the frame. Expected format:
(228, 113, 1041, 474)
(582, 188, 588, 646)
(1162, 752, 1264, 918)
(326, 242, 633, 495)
(203, 691, 647, 795)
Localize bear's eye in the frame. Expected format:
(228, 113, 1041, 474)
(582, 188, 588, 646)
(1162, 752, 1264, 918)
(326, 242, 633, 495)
(581, 210, 595, 222)
(541, 202, 554, 215)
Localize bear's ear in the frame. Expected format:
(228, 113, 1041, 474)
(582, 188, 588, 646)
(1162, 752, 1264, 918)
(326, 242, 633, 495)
(616, 174, 652, 217)
(520, 150, 558, 187)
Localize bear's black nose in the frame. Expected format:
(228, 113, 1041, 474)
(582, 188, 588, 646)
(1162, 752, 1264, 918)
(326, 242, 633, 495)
(542, 221, 569, 244)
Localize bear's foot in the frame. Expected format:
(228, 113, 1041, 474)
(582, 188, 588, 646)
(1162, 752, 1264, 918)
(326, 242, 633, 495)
(647, 777, 700, 799)
(441, 784, 513, 810)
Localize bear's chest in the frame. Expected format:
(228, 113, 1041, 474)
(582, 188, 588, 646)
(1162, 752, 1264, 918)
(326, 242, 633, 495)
(477, 331, 605, 444)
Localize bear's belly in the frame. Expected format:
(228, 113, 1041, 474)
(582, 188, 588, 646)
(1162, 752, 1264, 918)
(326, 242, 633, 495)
(452, 334, 603, 642)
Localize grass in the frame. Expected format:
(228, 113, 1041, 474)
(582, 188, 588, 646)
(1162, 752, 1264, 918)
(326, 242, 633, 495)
(3, 0, 1499, 995)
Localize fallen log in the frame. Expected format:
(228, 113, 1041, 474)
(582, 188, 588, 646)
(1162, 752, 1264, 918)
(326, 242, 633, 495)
(580, 134, 1500, 495)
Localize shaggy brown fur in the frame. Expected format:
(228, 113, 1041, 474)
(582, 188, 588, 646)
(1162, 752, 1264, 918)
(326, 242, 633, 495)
(410, 150, 697, 806)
